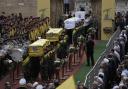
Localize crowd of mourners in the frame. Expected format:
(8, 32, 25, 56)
(115, 11, 128, 31)
(0, 12, 49, 80)
(5, 78, 60, 89)
(0, 12, 49, 44)
(90, 22, 128, 89)
(3, 10, 128, 89)
(0, 12, 55, 89)
(0, 11, 96, 89)
(75, 11, 128, 89)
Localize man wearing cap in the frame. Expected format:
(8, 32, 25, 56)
(32, 82, 39, 89)
(94, 76, 104, 88)
(99, 61, 109, 89)
(17, 78, 27, 89)
(121, 69, 128, 78)
(113, 41, 120, 54)
(26, 83, 32, 89)
(112, 85, 119, 89)
(5, 82, 11, 89)
(47, 83, 55, 89)
(92, 81, 99, 89)
(36, 84, 43, 89)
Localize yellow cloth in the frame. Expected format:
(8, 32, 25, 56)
(29, 39, 49, 47)
(41, 25, 45, 34)
(22, 57, 30, 66)
(56, 76, 76, 89)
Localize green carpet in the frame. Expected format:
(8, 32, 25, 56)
(74, 40, 107, 83)
(57, 40, 107, 89)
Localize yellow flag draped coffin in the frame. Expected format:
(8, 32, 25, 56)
(29, 39, 50, 57)
(46, 28, 64, 42)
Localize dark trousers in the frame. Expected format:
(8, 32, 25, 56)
(66, 29, 73, 45)
(86, 52, 94, 66)
(125, 42, 128, 54)
(83, 25, 91, 37)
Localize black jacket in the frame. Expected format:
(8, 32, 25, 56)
(86, 40, 94, 53)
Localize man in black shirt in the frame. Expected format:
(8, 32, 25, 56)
(86, 35, 95, 66)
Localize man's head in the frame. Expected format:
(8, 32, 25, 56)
(123, 76, 128, 84)
(5, 82, 11, 89)
(19, 78, 26, 87)
(92, 81, 99, 89)
(119, 83, 127, 89)
(100, 58, 109, 69)
(88, 35, 92, 41)
(113, 85, 119, 89)
(33, 82, 39, 88)
(36, 84, 43, 89)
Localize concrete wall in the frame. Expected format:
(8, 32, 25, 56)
(91, 0, 115, 40)
(0, 0, 37, 17)
(91, 0, 102, 40)
(0, 0, 63, 27)
(37, 0, 50, 18)
(50, 0, 63, 27)
(101, 0, 115, 40)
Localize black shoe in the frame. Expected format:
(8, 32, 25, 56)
(86, 64, 90, 66)
(91, 64, 95, 66)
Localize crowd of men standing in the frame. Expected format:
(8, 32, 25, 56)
(115, 11, 128, 30)
(0, 12, 49, 44)
(90, 28, 128, 89)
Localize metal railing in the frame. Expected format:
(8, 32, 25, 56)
(84, 28, 121, 89)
